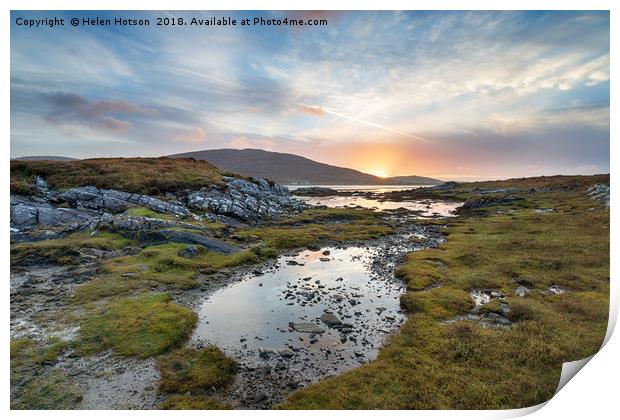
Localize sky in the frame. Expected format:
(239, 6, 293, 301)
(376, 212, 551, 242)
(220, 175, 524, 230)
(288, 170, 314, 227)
(10, 10, 609, 181)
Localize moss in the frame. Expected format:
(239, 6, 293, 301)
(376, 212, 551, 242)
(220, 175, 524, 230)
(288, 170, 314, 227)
(11, 370, 82, 409)
(125, 206, 180, 220)
(282, 175, 609, 409)
(161, 395, 232, 410)
(158, 347, 237, 394)
(78, 293, 197, 358)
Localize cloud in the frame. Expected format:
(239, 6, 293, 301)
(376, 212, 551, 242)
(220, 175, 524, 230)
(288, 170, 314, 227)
(229, 136, 253, 149)
(173, 127, 207, 143)
(42, 92, 156, 132)
(298, 105, 326, 117)
(9, 11, 610, 179)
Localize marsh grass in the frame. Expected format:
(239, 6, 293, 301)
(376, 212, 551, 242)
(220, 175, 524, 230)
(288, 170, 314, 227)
(237, 207, 392, 250)
(10, 337, 81, 409)
(11, 231, 133, 265)
(157, 347, 237, 393)
(72, 243, 275, 302)
(78, 293, 197, 358)
(282, 177, 609, 409)
(160, 395, 232, 409)
(10, 157, 223, 196)
(11, 370, 82, 410)
(10, 337, 71, 369)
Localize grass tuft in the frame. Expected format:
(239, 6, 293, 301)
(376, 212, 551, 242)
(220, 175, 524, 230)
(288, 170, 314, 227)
(78, 293, 197, 358)
(161, 395, 232, 410)
(157, 346, 237, 394)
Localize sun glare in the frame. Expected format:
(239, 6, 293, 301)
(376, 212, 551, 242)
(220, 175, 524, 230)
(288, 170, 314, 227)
(368, 168, 389, 178)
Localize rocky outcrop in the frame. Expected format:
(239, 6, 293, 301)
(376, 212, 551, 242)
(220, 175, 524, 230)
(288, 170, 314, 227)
(95, 215, 238, 253)
(188, 177, 306, 222)
(457, 195, 518, 213)
(11, 195, 98, 231)
(10, 175, 305, 243)
(587, 184, 610, 208)
(431, 181, 458, 190)
(57, 186, 191, 217)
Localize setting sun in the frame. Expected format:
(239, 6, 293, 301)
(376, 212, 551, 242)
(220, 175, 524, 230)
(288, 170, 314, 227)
(368, 168, 390, 178)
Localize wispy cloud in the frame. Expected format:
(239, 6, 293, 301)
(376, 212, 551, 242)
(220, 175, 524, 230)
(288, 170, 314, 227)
(42, 92, 156, 131)
(174, 127, 207, 143)
(10, 10, 609, 178)
(298, 105, 326, 117)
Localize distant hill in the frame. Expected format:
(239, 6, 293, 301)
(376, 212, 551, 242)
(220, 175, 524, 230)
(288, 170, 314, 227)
(168, 148, 441, 185)
(14, 156, 77, 161)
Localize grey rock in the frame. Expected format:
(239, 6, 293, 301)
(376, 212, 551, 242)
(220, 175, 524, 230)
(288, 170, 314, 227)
(289, 322, 325, 334)
(495, 317, 512, 326)
(515, 285, 530, 297)
(57, 186, 191, 217)
(277, 348, 294, 358)
(188, 177, 306, 222)
(587, 184, 610, 208)
(320, 312, 343, 327)
(179, 246, 200, 258)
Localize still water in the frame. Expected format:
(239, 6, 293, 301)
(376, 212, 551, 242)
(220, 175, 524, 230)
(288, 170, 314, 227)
(193, 244, 410, 380)
(287, 185, 458, 215)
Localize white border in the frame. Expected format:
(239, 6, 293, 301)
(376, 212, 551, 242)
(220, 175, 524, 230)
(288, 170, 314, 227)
(2, 1, 616, 419)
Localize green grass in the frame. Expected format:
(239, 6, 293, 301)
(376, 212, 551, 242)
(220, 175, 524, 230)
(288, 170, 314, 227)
(125, 206, 181, 220)
(10, 337, 71, 369)
(73, 243, 275, 302)
(276, 207, 380, 224)
(72, 209, 386, 304)
(282, 176, 609, 409)
(78, 293, 197, 358)
(157, 347, 237, 393)
(11, 337, 81, 409)
(11, 231, 133, 265)
(11, 370, 82, 410)
(11, 157, 224, 196)
(237, 223, 392, 250)
(161, 395, 232, 410)
(235, 208, 392, 250)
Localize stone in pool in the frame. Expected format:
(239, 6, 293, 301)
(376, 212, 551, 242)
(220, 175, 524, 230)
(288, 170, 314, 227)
(290, 322, 325, 334)
(320, 312, 342, 327)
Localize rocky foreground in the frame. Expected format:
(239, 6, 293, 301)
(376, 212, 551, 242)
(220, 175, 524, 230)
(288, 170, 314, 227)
(11, 174, 306, 244)
(10, 162, 610, 410)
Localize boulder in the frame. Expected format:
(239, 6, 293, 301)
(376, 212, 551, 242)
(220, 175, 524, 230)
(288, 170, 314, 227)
(320, 312, 343, 327)
(188, 177, 306, 222)
(515, 285, 530, 297)
(179, 245, 200, 258)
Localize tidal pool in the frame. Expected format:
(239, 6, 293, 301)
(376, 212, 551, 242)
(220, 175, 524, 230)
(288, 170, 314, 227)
(193, 244, 410, 381)
(297, 195, 459, 215)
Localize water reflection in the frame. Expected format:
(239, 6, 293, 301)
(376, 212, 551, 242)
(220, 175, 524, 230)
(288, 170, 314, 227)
(298, 195, 459, 216)
(193, 246, 406, 380)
